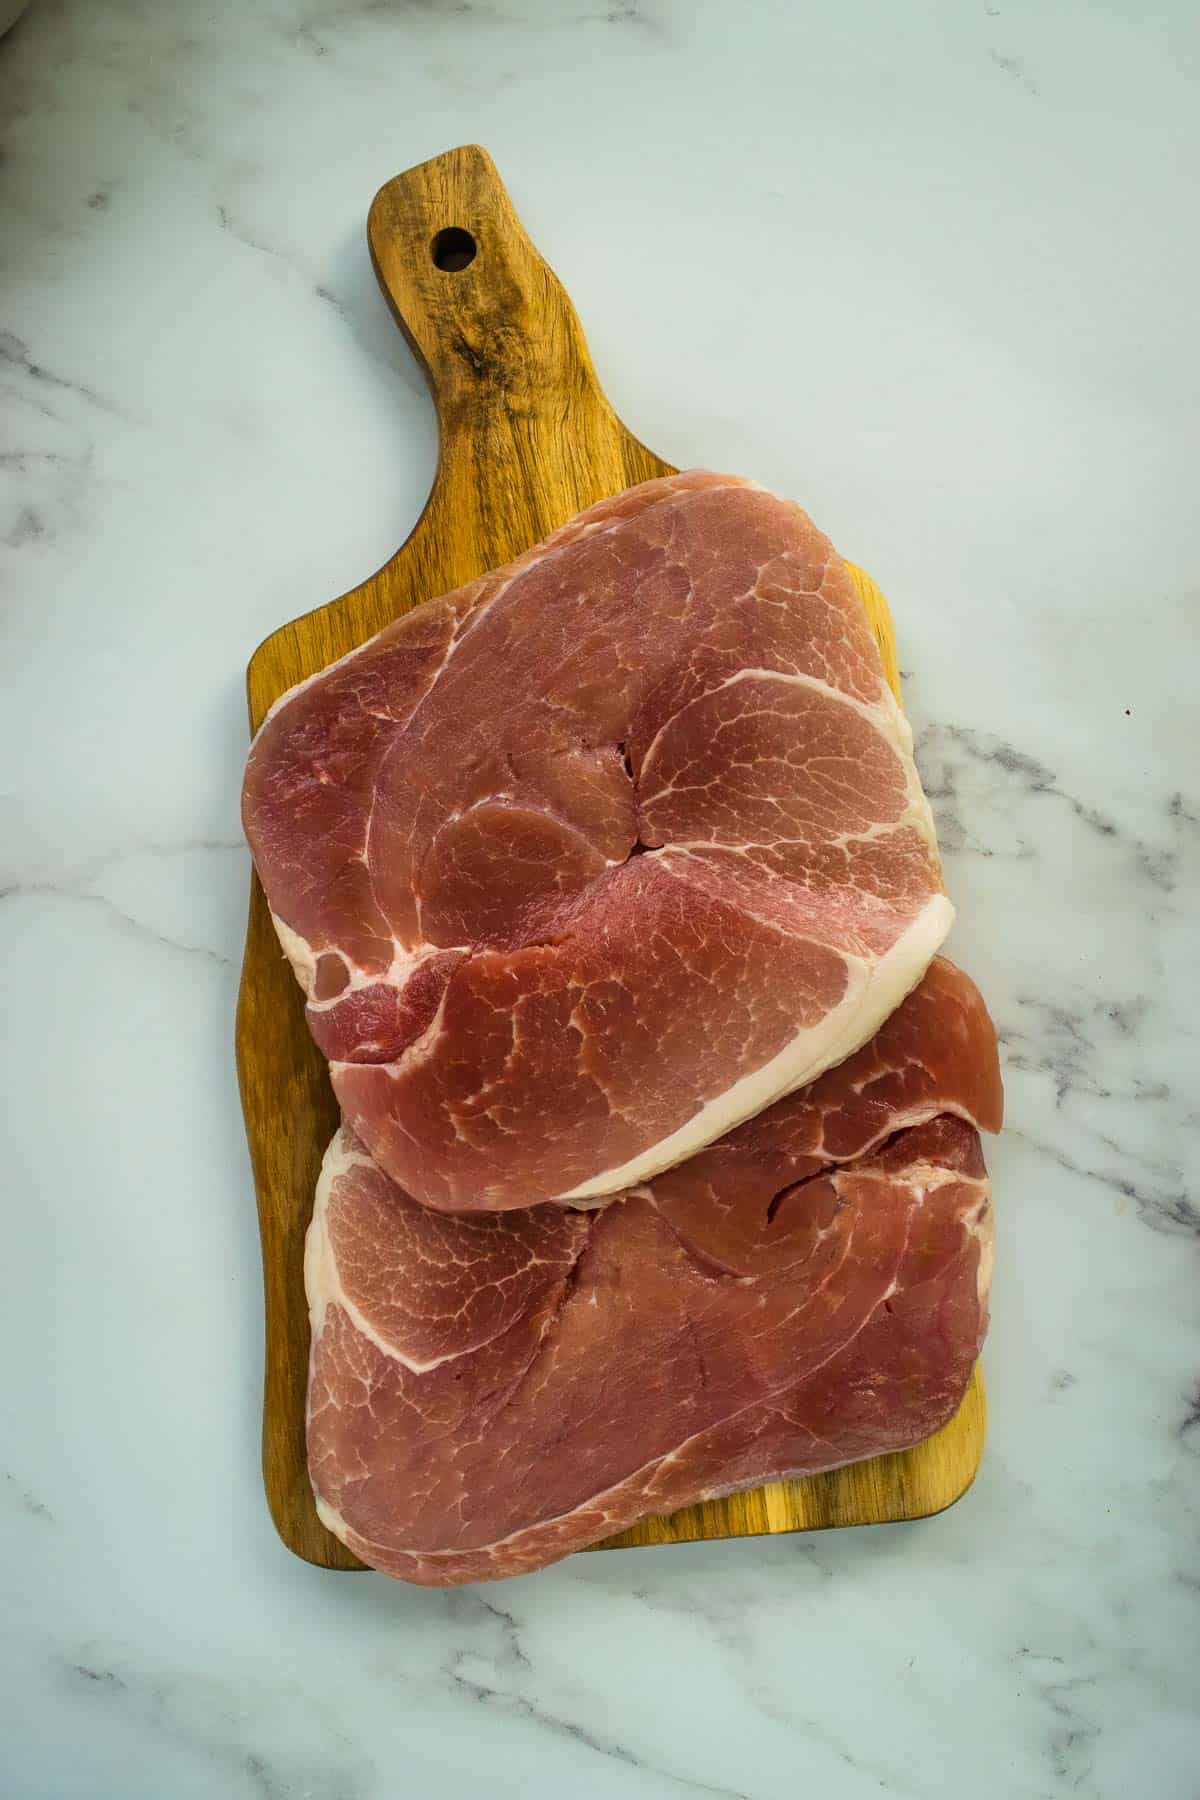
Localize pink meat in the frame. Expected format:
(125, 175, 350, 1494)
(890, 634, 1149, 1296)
(244, 473, 953, 1213)
(305, 959, 1002, 1585)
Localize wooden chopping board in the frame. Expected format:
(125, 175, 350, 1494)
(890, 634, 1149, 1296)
(236, 144, 986, 1572)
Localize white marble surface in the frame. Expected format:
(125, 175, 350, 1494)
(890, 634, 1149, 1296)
(2, 1, 1197, 1794)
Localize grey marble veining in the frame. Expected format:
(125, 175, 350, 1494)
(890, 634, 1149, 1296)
(2, 1, 1197, 1796)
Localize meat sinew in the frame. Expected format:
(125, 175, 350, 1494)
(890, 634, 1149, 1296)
(304, 958, 1002, 1585)
(244, 473, 953, 1213)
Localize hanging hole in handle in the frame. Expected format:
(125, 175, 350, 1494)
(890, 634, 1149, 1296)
(431, 227, 477, 272)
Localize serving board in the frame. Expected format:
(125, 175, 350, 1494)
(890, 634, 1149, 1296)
(236, 145, 986, 1572)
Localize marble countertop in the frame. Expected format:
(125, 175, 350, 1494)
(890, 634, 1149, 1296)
(3, 2, 1197, 1795)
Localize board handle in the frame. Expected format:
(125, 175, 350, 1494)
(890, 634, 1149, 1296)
(369, 144, 609, 431)
(365, 145, 670, 584)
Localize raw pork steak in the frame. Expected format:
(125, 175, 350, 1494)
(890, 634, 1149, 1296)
(244, 472, 953, 1212)
(305, 958, 1002, 1584)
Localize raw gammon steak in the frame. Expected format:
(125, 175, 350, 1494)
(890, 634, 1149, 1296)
(243, 472, 954, 1213)
(305, 958, 1002, 1585)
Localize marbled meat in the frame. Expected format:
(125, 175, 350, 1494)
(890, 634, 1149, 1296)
(244, 473, 953, 1212)
(304, 958, 1002, 1585)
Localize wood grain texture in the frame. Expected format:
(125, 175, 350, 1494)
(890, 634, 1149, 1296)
(236, 144, 985, 1574)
